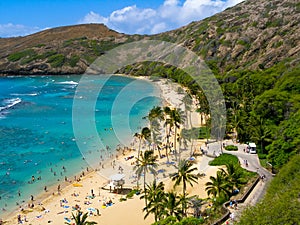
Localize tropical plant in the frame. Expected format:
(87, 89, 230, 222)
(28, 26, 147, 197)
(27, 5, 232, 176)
(164, 107, 184, 161)
(147, 106, 164, 155)
(170, 108, 184, 161)
(220, 163, 245, 192)
(65, 211, 97, 225)
(205, 170, 231, 199)
(250, 115, 272, 154)
(162, 191, 182, 220)
(141, 180, 166, 222)
(182, 93, 193, 129)
(134, 150, 158, 207)
(134, 127, 151, 167)
(188, 196, 204, 218)
(170, 159, 198, 216)
(163, 106, 172, 160)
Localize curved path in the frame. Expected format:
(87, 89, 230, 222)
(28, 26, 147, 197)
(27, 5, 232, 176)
(202, 140, 273, 224)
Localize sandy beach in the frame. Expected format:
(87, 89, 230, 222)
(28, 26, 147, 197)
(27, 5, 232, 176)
(1, 76, 217, 225)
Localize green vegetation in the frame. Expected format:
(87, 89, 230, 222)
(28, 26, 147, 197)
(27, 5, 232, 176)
(41, 51, 57, 59)
(120, 60, 299, 171)
(65, 211, 97, 225)
(224, 145, 238, 151)
(223, 62, 300, 169)
(47, 54, 65, 67)
(69, 55, 80, 67)
(126, 189, 139, 199)
(35, 43, 46, 48)
(205, 160, 255, 208)
(152, 216, 204, 225)
(140, 160, 201, 224)
(134, 149, 158, 207)
(237, 154, 300, 225)
(209, 154, 239, 166)
(7, 49, 35, 62)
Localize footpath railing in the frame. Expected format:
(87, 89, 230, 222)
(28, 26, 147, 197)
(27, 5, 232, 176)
(212, 176, 260, 225)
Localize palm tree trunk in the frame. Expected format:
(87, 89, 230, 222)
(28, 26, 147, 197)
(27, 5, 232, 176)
(157, 144, 162, 158)
(190, 139, 194, 157)
(183, 182, 186, 217)
(165, 125, 171, 162)
(137, 138, 141, 188)
(144, 168, 148, 211)
(174, 126, 177, 161)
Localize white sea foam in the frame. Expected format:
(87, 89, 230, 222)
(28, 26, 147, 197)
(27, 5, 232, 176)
(0, 98, 22, 112)
(11, 93, 38, 96)
(57, 81, 78, 85)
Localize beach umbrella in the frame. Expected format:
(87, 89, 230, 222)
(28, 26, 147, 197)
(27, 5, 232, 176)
(87, 207, 96, 212)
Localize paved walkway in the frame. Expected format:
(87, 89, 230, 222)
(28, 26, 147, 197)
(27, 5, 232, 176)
(201, 140, 273, 224)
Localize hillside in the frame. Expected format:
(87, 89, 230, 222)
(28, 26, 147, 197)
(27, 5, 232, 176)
(0, 24, 137, 75)
(0, 0, 299, 75)
(155, 0, 300, 73)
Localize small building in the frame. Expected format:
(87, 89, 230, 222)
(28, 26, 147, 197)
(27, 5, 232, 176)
(248, 142, 257, 154)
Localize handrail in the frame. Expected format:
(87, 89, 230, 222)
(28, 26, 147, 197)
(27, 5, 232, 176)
(212, 176, 260, 225)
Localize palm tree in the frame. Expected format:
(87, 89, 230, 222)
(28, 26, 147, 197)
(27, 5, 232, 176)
(220, 163, 245, 192)
(141, 180, 165, 222)
(134, 127, 151, 167)
(134, 150, 158, 208)
(250, 115, 272, 154)
(189, 196, 203, 218)
(182, 94, 193, 128)
(205, 171, 231, 199)
(170, 159, 198, 216)
(65, 211, 97, 225)
(148, 106, 164, 155)
(162, 191, 182, 220)
(169, 108, 183, 161)
(163, 106, 172, 161)
(196, 92, 209, 126)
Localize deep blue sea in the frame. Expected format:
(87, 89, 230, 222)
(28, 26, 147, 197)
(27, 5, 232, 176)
(0, 75, 159, 216)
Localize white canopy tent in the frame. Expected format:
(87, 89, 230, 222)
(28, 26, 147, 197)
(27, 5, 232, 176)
(108, 174, 125, 193)
(109, 173, 125, 181)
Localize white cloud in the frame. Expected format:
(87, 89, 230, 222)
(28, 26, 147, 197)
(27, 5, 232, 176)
(79, 11, 108, 24)
(0, 23, 40, 37)
(79, 0, 244, 35)
(150, 22, 167, 34)
(0, 0, 244, 37)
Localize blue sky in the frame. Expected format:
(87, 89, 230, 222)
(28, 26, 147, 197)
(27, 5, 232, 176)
(0, 0, 243, 37)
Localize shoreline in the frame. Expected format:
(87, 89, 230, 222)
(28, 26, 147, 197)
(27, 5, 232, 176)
(1, 75, 209, 225)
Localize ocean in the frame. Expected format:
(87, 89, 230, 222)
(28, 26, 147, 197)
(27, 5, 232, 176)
(0, 75, 160, 216)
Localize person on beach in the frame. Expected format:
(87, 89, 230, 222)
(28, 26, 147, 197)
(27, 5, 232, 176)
(30, 195, 34, 201)
(57, 184, 61, 193)
(17, 214, 22, 224)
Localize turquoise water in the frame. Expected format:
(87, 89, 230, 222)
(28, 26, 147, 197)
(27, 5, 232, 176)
(0, 75, 159, 216)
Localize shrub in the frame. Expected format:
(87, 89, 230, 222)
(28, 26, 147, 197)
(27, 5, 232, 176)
(126, 189, 139, 199)
(119, 197, 127, 202)
(47, 54, 65, 67)
(7, 49, 35, 62)
(258, 153, 267, 159)
(69, 55, 80, 67)
(39, 51, 57, 59)
(225, 145, 238, 151)
(209, 154, 239, 166)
